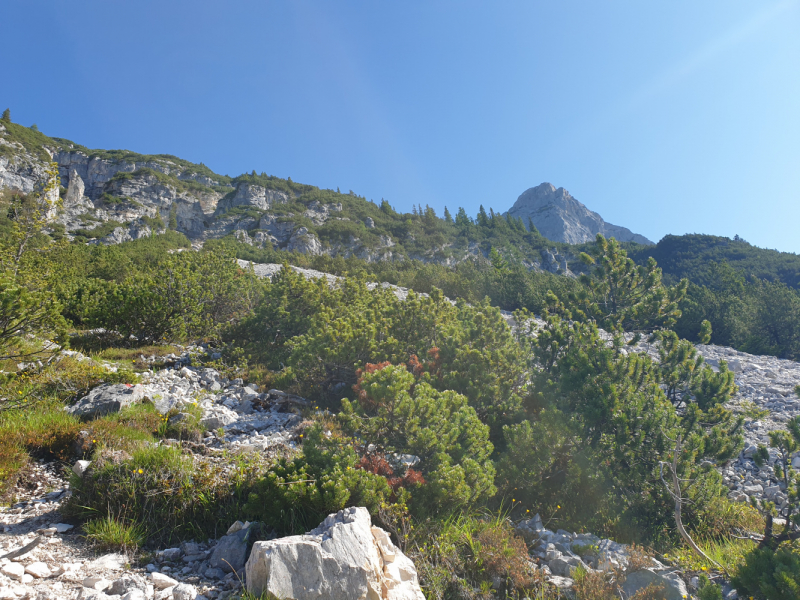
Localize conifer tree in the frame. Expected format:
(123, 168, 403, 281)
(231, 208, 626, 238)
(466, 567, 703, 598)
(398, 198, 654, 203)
(0, 162, 67, 367)
(1, 108, 9, 123)
(455, 207, 471, 227)
(477, 205, 489, 227)
(443, 206, 452, 222)
(570, 234, 688, 333)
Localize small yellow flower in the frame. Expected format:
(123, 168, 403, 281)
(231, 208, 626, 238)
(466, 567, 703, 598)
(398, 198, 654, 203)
(92, 439, 96, 443)
(557, 505, 561, 509)
(512, 498, 515, 502)
(299, 434, 303, 438)
(138, 469, 143, 474)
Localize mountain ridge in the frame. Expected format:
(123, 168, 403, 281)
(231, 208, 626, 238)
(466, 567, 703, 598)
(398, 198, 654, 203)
(0, 119, 605, 275)
(505, 182, 653, 245)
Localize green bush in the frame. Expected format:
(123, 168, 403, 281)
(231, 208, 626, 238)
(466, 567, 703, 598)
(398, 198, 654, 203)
(733, 545, 800, 600)
(341, 363, 496, 515)
(79, 248, 258, 344)
(66, 444, 265, 545)
(697, 574, 724, 600)
(245, 425, 392, 535)
(227, 263, 333, 370)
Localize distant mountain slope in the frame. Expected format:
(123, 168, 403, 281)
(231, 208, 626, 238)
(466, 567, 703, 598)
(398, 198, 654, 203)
(0, 118, 588, 274)
(628, 234, 800, 289)
(504, 182, 653, 245)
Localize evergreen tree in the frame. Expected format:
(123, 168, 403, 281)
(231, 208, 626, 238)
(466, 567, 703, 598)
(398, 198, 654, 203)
(455, 207, 472, 227)
(341, 363, 496, 513)
(570, 234, 688, 334)
(30, 124, 38, 132)
(443, 206, 452, 222)
(501, 293, 742, 536)
(1, 108, 9, 123)
(477, 205, 489, 227)
(423, 206, 437, 225)
(0, 163, 67, 365)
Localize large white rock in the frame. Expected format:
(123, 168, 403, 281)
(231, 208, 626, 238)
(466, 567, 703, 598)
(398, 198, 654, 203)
(245, 507, 425, 600)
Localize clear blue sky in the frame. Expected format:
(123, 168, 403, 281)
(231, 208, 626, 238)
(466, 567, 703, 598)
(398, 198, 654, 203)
(3, 1, 799, 252)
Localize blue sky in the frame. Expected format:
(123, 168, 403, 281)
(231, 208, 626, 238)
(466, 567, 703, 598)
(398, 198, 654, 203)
(3, 1, 799, 252)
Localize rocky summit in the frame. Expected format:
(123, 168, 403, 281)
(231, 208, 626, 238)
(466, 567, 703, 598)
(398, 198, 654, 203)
(505, 182, 654, 245)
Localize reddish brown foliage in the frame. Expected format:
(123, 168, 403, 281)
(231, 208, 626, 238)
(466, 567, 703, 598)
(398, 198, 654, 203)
(359, 454, 395, 478)
(407, 347, 442, 380)
(358, 453, 425, 498)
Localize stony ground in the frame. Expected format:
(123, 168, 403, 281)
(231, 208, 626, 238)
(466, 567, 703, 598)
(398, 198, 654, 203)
(0, 350, 306, 600)
(627, 338, 800, 512)
(0, 459, 247, 600)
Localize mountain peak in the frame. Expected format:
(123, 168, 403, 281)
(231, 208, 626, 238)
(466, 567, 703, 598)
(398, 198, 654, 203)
(505, 183, 653, 245)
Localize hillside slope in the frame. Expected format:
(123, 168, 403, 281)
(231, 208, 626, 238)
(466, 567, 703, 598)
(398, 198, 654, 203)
(1, 119, 594, 274)
(629, 234, 800, 289)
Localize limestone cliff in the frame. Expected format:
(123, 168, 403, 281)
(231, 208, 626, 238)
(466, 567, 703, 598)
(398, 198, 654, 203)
(505, 182, 653, 245)
(0, 120, 643, 273)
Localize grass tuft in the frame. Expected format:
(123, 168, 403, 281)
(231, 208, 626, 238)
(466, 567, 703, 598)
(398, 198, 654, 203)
(83, 516, 146, 553)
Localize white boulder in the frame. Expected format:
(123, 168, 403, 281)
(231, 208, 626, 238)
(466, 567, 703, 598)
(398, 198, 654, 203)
(245, 506, 425, 600)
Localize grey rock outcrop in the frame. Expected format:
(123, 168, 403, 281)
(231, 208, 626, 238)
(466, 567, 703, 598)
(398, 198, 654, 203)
(245, 506, 425, 600)
(67, 384, 145, 418)
(286, 227, 322, 255)
(0, 125, 55, 195)
(208, 522, 258, 573)
(622, 569, 688, 600)
(215, 184, 290, 213)
(93, 222, 154, 245)
(505, 183, 653, 245)
(64, 169, 90, 207)
(517, 514, 689, 598)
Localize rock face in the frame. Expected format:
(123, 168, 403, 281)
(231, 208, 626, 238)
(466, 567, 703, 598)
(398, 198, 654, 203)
(64, 168, 89, 207)
(505, 183, 653, 245)
(214, 183, 290, 213)
(245, 507, 425, 600)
